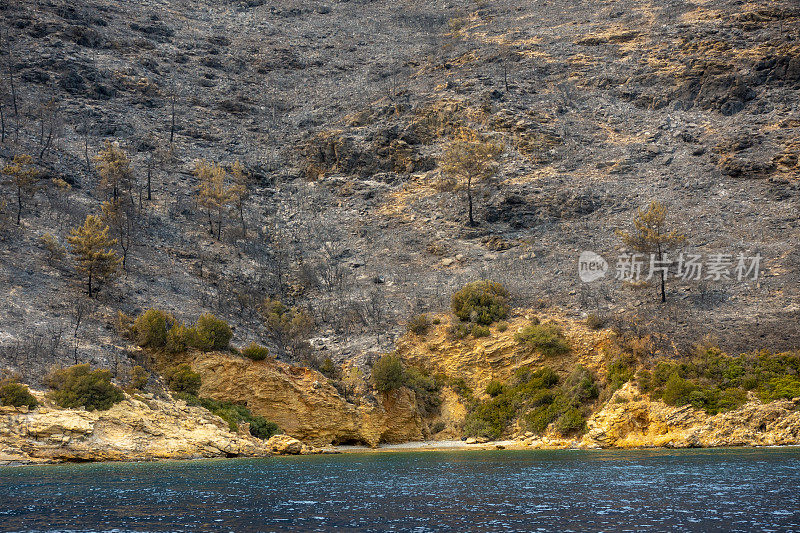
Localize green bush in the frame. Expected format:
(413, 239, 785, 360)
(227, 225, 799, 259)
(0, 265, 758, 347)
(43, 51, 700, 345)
(717, 388, 748, 411)
(46, 364, 124, 411)
(496, 321, 509, 332)
(0, 378, 38, 409)
(164, 364, 202, 396)
(661, 372, 696, 407)
(464, 394, 517, 439)
(449, 377, 473, 399)
(525, 404, 559, 433)
(448, 322, 472, 340)
(166, 322, 197, 354)
(176, 393, 279, 439)
(564, 366, 599, 403)
(761, 376, 800, 402)
(555, 407, 586, 436)
(407, 314, 432, 335)
(195, 313, 233, 351)
(515, 322, 570, 356)
(471, 325, 490, 338)
(405, 366, 442, 416)
(451, 280, 509, 325)
(607, 356, 635, 391)
(467, 364, 599, 438)
(514, 366, 559, 390)
(249, 416, 281, 439)
(372, 354, 405, 392)
(260, 298, 313, 354)
(485, 380, 506, 397)
(129, 365, 149, 391)
(241, 342, 271, 361)
(133, 309, 172, 348)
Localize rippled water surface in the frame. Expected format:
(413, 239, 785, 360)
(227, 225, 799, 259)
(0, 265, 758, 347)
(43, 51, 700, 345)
(2, 447, 800, 532)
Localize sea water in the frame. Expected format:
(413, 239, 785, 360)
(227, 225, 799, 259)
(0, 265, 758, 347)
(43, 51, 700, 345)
(1, 447, 800, 532)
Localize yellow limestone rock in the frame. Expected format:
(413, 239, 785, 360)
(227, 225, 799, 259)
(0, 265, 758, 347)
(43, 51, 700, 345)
(267, 434, 304, 455)
(192, 352, 424, 447)
(584, 383, 800, 448)
(0, 394, 271, 464)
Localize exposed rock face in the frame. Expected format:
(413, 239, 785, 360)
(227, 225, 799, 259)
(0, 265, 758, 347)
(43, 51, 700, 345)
(192, 352, 424, 447)
(399, 312, 612, 395)
(585, 384, 800, 448)
(0, 394, 271, 464)
(267, 434, 304, 455)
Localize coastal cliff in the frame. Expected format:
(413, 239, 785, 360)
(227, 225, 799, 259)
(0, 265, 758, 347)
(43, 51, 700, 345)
(3, 311, 800, 464)
(192, 351, 424, 447)
(0, 392, 274, 464)
(584, 383, 800, 448)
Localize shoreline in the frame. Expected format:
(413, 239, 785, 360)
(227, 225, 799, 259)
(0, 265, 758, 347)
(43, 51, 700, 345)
(5, 441, 800, 467)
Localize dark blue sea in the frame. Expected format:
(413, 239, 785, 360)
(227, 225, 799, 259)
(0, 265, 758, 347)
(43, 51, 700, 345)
(2, 447, 800, 532)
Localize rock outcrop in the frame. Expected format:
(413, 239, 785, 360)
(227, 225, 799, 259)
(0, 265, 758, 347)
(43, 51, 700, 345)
(584, 384, 800, 448)
(0, 393, 271, 464)
(192, 351, 424, 447)
(399, 312, 613, 396)
(266, 434, 323, 455)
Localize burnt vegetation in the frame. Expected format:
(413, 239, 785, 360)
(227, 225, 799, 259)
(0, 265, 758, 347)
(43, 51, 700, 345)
(0, 0, 797, 405)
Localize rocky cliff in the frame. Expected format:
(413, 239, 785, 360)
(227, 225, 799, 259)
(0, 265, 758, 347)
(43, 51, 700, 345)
(399, 311, 613, 394)
(191, 351, 424, 447)
(584, 383, 800, 448)
(0, 391, 272, 464)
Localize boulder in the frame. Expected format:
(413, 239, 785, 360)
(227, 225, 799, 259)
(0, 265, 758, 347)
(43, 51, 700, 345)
(267, 434, 304, 455)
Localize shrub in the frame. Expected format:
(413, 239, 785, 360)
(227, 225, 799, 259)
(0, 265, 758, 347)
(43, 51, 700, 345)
(249, 416, 280, 439)
(564, 366, 599, 403)
(485, 380, 506, 397)
(585, 313, 605, 330)
(40, 233, 66, 264)
(260, 298, 313, 352)
(46, 364, 124, 411)
(129, 365, 149, 391)
(166, 322, 197, 354)
(661, 373, 696, 407)
(133, 309, 172, 348)
(471, 325, 490, 338)
(555, 407, 586, 436)
(115, 311, 135, 339)
(513, 366, 559, 389)
(177, 393, 279, 439)
(372, 354, 405, 392)
(607, 356, 635, 391)
(464, 395, 517, 439)
(431, 421, 446, 434)
(515, 323, 570, 356)
(241, 342, 271, 361)
(407, 314, 432, 336)
(450, 377, 473, 399)
(525, 404, 559, 433)
(717, 388, 748, 411)
(761, 376, 800, 402)
(496, 321, 509, 332)
(164, 364, 202, 396)
(318, 357, 338, 379)
(448, 322, 472, 340)
(405, 366, 442, 416)
(451, 280, 509, 325)
(195, 313, 233, 351)
(0, 378, 38, 409)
